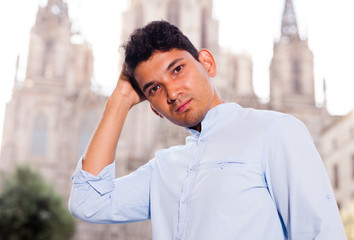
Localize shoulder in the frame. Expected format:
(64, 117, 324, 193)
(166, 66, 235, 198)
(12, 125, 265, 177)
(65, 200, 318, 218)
(267, 113, 310, 139)
(240, 107, 288, 122)
(232, 105, 296, 132)
(230, 106, 311, 146)
(263, 113, 314, 155)
(155, 139, 192, 158)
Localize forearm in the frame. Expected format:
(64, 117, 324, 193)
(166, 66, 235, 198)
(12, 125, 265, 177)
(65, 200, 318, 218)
(82, 91, 132, 175)
(70, 158, 153, 224)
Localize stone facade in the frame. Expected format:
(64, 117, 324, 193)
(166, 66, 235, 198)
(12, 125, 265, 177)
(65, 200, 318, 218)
(0, 0, 346, 239)
(0, 0, 102, 198)
(321, 111, 354, 209)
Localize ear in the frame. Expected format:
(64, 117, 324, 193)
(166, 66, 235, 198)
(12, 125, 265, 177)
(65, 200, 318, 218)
(198, 49, 217, 77)
(150, 104, 164, 118)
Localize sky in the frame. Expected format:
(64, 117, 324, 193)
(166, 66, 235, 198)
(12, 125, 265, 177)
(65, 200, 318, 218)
(0, 0, 353, 146)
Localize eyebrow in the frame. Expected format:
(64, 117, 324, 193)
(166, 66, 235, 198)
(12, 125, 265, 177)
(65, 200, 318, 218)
(143, 81, 156, 93)
(167, 58, 183, 71)
(142, 57, 184, 93)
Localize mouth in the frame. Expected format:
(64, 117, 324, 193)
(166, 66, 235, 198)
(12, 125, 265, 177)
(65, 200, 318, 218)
(175, 99, 192, 114)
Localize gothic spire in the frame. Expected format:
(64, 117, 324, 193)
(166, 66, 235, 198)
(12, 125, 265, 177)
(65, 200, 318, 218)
(280, 0, 300, 41)
(34, 0, 71, 30)
(45, 0, 69, 17)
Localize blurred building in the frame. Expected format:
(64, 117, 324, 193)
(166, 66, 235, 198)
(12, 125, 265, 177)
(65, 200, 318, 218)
(0, 0, 349, 239)
(321, 111, 354, 209)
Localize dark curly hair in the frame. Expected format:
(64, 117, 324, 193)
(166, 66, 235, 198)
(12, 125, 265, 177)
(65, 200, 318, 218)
(122, 20, 199, 95)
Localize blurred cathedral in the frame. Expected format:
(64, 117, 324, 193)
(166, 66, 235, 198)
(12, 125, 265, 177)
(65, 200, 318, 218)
(0, 0, 352, 239)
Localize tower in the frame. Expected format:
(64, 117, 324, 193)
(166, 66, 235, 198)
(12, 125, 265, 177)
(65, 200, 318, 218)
(0, 1, 111, 239)
(268, 0, 330, 144)
(0, 0, 99, 175)
(25, 0, 93, 92)
(121, 0, 219, 53)
(269, 0, 316, 110)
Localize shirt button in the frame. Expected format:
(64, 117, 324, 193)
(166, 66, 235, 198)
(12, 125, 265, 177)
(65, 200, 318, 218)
(181, 199, 186, 204)
(218, 162, 225, 169)
(189, 165, 196, 171)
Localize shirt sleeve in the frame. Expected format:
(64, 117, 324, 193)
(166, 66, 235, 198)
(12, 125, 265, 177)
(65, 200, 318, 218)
(69, 156, 154, 224)
(264, 115, 346, 239)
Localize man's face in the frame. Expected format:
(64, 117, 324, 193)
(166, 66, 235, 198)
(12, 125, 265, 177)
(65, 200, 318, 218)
(134, 49, 222, 130)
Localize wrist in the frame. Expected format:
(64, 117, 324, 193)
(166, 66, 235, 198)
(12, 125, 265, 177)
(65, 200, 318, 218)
(106, 91, 134, 113)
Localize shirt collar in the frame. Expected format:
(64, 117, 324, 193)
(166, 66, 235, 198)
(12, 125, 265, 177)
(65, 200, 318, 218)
(186, 102, 242, 137)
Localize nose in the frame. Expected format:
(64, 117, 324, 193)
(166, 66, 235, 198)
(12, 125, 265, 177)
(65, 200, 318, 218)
(166, 83, 181, 104)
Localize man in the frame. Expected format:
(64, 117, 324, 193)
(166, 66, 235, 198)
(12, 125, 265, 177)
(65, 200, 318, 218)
(69, 21, 345, 239)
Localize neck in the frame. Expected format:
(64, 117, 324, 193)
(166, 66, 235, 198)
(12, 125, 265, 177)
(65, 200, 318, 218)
(191, 91, 224, 133)
(190, 123, 202, 132)
(210, 89, 225, 111)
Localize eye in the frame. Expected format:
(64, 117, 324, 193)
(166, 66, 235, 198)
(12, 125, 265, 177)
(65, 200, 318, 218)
(173, 65, 183, 74)
(149, 85, 161, 96)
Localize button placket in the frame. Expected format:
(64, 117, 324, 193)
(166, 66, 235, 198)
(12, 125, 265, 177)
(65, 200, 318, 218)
(175, 136, 207, 240)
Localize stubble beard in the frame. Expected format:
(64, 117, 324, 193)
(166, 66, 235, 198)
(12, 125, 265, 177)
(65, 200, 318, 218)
(170, 104, 209, 131)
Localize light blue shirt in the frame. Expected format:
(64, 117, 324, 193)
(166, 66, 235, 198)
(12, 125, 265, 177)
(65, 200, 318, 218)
(69, 102, 345, 240)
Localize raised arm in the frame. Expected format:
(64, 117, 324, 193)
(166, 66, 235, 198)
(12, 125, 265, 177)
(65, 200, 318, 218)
(82, 66, 145, 175)
(69, 66, 152, 224)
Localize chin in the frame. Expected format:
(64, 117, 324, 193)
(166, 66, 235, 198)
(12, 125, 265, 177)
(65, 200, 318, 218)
(182, 113, 207, 129)
(167, 107, 209, 128)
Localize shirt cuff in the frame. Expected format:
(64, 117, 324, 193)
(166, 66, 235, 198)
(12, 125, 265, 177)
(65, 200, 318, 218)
(71, 156, 116, 196)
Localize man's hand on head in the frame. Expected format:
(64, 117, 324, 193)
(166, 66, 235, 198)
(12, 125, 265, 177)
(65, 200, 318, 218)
(110, 64, 146, 109)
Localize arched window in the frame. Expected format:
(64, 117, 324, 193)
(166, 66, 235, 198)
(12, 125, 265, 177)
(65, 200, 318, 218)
(78, 111, 99, 157)
(200, 8, 208, 49)
(42, 38, 54, 77)
(135, 3, 144, 28)
(167, 0, 180, 27)
(31, 112, 48, 156)
(292, 58, 302, 94)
